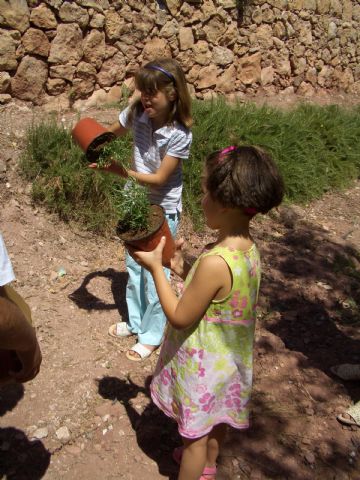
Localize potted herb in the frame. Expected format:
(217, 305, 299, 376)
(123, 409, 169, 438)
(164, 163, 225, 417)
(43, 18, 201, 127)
(112, 178, 175, 266)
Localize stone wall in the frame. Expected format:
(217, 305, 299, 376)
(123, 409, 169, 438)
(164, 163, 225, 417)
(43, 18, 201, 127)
(0, 0, 359, 109)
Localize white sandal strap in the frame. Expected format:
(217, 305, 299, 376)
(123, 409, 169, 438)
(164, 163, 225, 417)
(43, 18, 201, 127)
(130, 343, 153, 359)
(115, 322, 131, 336)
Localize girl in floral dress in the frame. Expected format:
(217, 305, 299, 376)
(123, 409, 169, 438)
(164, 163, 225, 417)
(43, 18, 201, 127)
(132, 146, 285, 480)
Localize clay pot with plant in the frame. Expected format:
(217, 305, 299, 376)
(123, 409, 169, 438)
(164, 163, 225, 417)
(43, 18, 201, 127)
(71, 117, 116, 162)
(112, 178, 175, 267)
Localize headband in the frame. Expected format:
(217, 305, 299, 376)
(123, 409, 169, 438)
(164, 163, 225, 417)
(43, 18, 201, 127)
(145, 65, 175, 83)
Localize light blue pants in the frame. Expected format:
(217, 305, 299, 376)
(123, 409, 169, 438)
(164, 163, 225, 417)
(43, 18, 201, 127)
(125, 213, 179, 346)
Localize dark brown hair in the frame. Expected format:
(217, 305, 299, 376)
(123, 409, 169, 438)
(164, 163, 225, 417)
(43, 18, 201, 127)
(205, 146, 285, 215)
(129, 58, 192, 129)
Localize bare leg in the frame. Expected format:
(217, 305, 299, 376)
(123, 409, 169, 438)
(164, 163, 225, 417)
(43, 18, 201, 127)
(206, 423, 227, 468)
(178, 435, 208, 480)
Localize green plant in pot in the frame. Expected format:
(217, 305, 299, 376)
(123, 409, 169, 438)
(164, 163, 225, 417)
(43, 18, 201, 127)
(113, 178, 150, 234)
(96, 137, 127, 169)
(112, 178, 175, 266)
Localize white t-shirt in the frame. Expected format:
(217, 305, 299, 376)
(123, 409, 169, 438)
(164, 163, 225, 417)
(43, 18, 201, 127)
(0, 233, 15, 286)
(119, 106, 192, 213)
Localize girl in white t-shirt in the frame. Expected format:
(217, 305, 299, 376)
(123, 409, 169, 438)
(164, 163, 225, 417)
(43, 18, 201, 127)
(90, 58, 192, 361)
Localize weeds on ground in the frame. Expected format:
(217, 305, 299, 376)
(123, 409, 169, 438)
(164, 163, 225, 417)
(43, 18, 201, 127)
(187, 100, 360, 226)
(20, 119, 130, 233)
(20, 100, 360, 233)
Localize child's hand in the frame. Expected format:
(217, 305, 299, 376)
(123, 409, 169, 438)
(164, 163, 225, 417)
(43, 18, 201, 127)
(170, 238, 185, 275)
(88, 162, 128, 177)
(128, 236, 166, 272)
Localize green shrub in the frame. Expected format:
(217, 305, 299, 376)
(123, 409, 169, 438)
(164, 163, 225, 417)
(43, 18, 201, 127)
(20, 101, 360, 233)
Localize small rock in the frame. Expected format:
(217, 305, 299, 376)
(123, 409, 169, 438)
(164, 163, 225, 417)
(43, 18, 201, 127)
(316, 281, 332, 290)
(56, 426, 70, 441)
(32, 427, 49, 439)
(57, 267, 66, 277)
(304, 452, 315, 464)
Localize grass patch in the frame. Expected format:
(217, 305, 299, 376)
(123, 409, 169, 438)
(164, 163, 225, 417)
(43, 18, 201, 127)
(20, 100, 360, 233)
(20, 119, 132, 233)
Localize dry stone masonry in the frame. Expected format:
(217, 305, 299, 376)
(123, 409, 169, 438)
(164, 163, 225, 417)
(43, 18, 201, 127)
(0, 0, 359, 108)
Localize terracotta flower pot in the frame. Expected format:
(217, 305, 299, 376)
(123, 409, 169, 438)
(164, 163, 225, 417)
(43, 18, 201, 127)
(71, 117, 116, 161)
(116, 205, 176, 267)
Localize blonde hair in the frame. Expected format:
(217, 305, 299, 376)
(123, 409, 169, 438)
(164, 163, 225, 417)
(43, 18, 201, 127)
(129, 58, 192, 129)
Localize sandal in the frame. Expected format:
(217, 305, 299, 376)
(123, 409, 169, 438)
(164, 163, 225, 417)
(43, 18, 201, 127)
(108, 322, 134, 338)
(330, 364, 360, 381)
(337, 401, 360, 427)
(172, 446, 217, 478)
(125, 343, 156, 362)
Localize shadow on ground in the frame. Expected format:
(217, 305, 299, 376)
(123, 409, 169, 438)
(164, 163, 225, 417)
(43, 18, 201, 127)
(0, 383, 50, 479)
(68, 268, 128, 320)
(97, 375, 180, 480)
(258, 207, 360, 398)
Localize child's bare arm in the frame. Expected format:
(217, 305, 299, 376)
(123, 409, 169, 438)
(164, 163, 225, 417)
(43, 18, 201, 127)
(108, 121, 128, 137)
(133, 238, 230, 330)
(128, 154, 180, 187)
(153, 255, 229, 330)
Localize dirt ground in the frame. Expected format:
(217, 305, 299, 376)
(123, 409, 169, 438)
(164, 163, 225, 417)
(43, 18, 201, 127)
(0, 94, 360, 480)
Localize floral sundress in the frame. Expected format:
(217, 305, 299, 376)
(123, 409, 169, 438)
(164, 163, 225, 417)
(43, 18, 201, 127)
(150, 244, 261, 439)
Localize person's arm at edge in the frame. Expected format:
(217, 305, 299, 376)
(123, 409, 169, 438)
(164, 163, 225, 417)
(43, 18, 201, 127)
(0, 294, 42, 382)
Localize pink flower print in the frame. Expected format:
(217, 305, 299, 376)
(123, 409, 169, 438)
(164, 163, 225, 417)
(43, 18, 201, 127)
(195, 384, 207, 394)
(233, 398, 241, 408)
(187, 348, 197, 357)
(160, 369, 171, 386)
(233, 255, 239, 260)
(229, 383, 241, 392)
(230, 292, 239, 308)
(201, 394, 216, 412)
(198, 366, 206, 378)
(170, 367, 177, 380)
(240, 297, 248, 308)
(225, 398, 233, 408)
(198, 349, 204, 360)
(233, 309, 243, 318)
(183, 408, 191, 422)
(199, 392, 211, 404)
